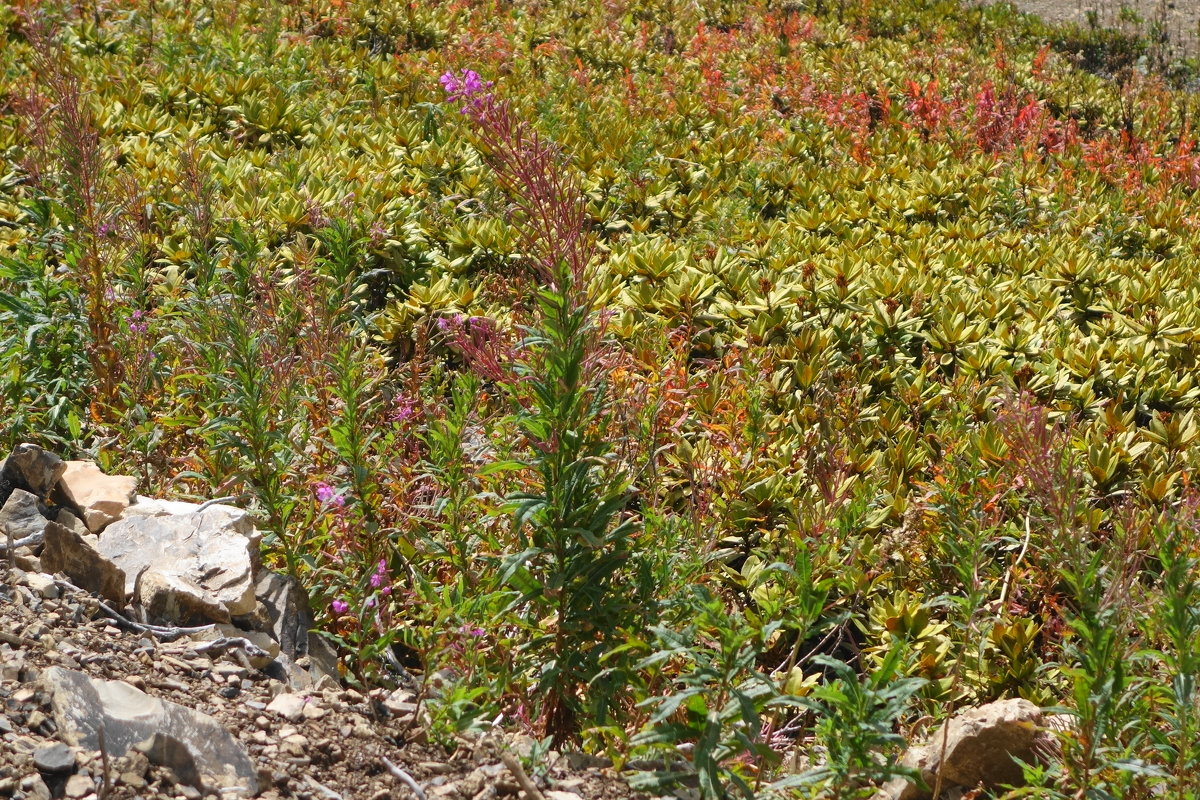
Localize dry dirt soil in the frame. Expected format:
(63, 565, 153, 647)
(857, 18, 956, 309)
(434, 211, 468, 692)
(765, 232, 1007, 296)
(1001, 0, 1199, 58)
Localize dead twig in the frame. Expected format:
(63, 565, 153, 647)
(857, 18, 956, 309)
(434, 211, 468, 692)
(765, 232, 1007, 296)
(382, 758, 427, 800)
(97, 725, 111, 800)
(302, 775, 343, 800)
(998, 514, 1033, 609)
(52, 578, 216, 640)
(195, 495, 239, 512)
(493, 745, 546, 800)
(0, 630, 42, 649)
(0, 530, 44, 553)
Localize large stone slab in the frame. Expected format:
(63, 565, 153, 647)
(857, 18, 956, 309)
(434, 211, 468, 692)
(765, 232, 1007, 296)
(97, 509, 260, 622)
(39, 666, 257, 794)
(55, 461, 137, 533)
(2, 443, 67, 498)
(39, 522, 126, 604)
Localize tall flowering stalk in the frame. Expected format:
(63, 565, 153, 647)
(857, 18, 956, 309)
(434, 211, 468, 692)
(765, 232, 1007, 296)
(440, 69, 592, 290)
(23, 23, 122, 415)
(440, 69, 642, 743)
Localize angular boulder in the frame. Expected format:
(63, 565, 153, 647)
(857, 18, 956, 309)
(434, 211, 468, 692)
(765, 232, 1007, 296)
(40, 522, 126, 604)
(2, 443, 67, 499)
(39, 666, 257, 794)
(137, 568, 237, 626)
(97, 508, 260, 622)
(55, 509, 88, 535)
(55, 461, 137, 533)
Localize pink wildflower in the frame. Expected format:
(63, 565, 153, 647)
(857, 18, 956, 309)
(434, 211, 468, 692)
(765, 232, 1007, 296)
(314, 482, 345, 507)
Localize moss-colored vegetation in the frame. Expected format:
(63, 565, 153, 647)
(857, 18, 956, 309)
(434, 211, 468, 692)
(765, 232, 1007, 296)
(3, 0, 1200, 795)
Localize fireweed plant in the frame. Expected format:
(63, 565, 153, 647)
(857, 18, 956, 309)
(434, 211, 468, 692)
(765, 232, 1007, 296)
(439, 68, 646, 744)
(7, 0, 1200, 795)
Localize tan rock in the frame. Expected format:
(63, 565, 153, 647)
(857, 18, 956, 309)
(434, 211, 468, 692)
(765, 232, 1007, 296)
(22, 572, 59, 599)
(939, 698, 1043, 788)
(876, 698, 1046, 800)
(63, 774, 94, 798)
(265, 693, 306, 722)
(55, 461, 137, 533)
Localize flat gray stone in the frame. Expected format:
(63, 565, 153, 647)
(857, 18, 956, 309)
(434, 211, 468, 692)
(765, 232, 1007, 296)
(138, 568, 232, 625)
(39, 667, 257, 794)
(0, 489, 48, 542)
(134, 732, 202, 789)
(40, 522, 126, 604)
(246, 571, 340, 689)
(33, 742, 75, 774)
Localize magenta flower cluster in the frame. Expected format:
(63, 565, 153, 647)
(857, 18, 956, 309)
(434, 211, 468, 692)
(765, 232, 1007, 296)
(314, 481, 345, 508)
(389, 392, 417, 424)
(369, 558, 387, 588)
(439, 69, 493, 113)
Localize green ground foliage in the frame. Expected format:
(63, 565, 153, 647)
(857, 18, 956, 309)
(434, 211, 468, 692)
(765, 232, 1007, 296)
(3, 0, 1200, 795)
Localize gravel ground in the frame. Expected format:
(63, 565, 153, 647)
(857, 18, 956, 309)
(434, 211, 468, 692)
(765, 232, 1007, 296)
(0, 565, 642, 800)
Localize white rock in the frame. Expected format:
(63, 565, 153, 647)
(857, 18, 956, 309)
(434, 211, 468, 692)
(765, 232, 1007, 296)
(123, 496, 244, 518)
(63, 774, 94, 798)
(265, 692, 306, 722)
(97, 509, 260, 623)
(23, 572, 59, 599)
